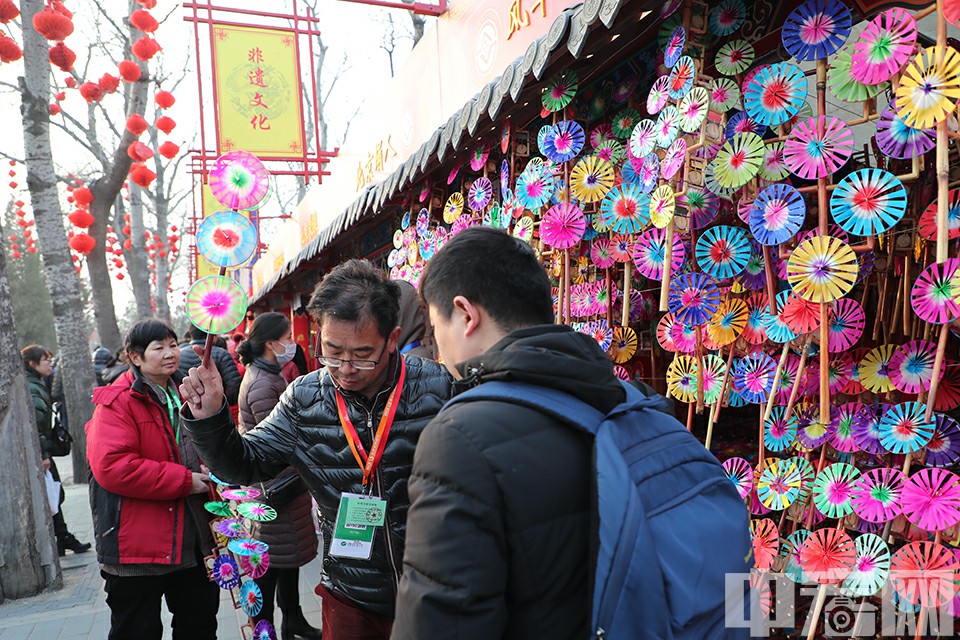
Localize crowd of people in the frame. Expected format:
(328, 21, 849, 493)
(25, 228, 750, 640)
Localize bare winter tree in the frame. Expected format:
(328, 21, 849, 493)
(20, 0, 99, 484)
(0, 230, 62, 599)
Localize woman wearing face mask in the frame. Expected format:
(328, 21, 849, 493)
(236, 312, 321, 640)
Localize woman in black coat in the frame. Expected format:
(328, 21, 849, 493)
(236, 313, 321, 640)
(21, 345, 91, 557)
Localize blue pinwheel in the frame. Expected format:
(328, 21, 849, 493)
(542, 120, 585, 163)
(695, 225, 751, 279)
(744, 62, 809, 127)
(749, 183, 806, 246)
(195, 210, 258, 268)
(782, 0, 851, 61)
(830, 168, 907, 236)
(668, 272, 721, 325)
(878, 402, 935, 454)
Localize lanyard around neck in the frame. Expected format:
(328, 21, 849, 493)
(161, 385, 182, 445)
(334, 358, 407, 487)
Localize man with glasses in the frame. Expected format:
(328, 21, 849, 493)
(179, 259, 452, 640)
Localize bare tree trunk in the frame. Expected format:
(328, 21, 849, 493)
(123, 187, 153, 319)
(0, 230, 61, 600)
(88, 9, 150, 345)
(148, 129, 171, 322)
(409, 12, 425, 46)
(21, 0, 97, 483)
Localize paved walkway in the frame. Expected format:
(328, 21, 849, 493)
(0, 455, 324, 639)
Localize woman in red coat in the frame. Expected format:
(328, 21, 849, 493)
(86, 319, 219, 639)
(237, 312, 321, 639)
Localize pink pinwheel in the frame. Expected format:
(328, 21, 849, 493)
(784, 116, 854, 180)
(813, 462, 861, 518)
(591, 238, 615, 269)
(751, 518, 780, 571)
(239, 552, 270, 579)
(661, 138, 687, 180)
(901, 468, 960, 532)
(632, 228, 685, 281)
(826, 298, 864, 353)
(911, 259, 960, 324)
(670, 322, 697, 354)
(851, 8, 918, 86)
(890, 340, 939, 394)
(853, 467, 906, 524)
(828, 401, 861, 453)
(722, 457, 753, 499)
(647, 76, 670, 115)
(656, 314, 678, 352)
(540, 204, 586, 250)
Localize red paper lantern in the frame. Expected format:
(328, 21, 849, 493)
(63, 76, 76, 89)
(0, 32, 22, 63)
(11, 251, 20, 259)
(131, 36, 161, 61)
(51, 1, 72, 19)
(122, 224, 131, 236)
(8, 181, 16, 188)
(129, 163, 155, 188)
(154, 90, 175, 109)
(16, 219, 27, 228)
(118, 59, 141, 83)
(27, 246, 36, 254)
(54, 91, 65, 101)
(158, 141, 179, 159)
(14, 199, 22, 206)
(68, 209, 94, 228)
(155, 115, 175, 134)
(6, 234, 14, 242)
(123, 239, 132, 250)
(68, 232, 95, 254)
(32, 7, 74, 41)
(79, 81, 103, 103)
(14, 209, 24, 217)
(125, 114, 148, 136)
(129, 9, 158, 33)
(49, 104, 61, 116)
(115, 273, 125, 280)
(127, 141, 153, 162)
(135, 0, 157, 8)
(99, 73, 120, 94)
(168, 234, 178, 244)
(73, 187, 93, 206)
(0, 0, 20, 23)
(170, 224, 177, 232)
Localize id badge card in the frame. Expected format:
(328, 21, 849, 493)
(329, 492, 387, 560)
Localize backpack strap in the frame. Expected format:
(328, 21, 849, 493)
(445, 379, 646, 435)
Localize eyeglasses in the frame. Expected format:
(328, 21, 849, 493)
(316, 341, 388, 371)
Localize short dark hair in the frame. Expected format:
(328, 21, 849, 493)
(420, 227, 554, 331)
(125, 319, 178, 357)
(306, 259, 400, 338)
(184, 324, 208, 341)
(21, 344, 52, 370)
(236, 312, 290, 365)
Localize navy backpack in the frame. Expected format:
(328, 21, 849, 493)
(448, 380, 752, 639)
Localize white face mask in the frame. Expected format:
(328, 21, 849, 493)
(272, 341, 298, 365)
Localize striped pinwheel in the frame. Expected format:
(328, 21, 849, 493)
(781, 0, 851, 61)
(829, 168, 907, 236)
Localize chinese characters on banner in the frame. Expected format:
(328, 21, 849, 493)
(211, 24, 306, 159)
(355, 136, 399, 192)
(507, 0, 547, 40)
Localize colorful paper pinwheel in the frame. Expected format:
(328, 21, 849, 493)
(829, 168, 907, 237)
(927, 415, 960, 468)
(786, 235, 858, 303)
(707, 298, 748, 347)
(683, 188, 720, 230)
(825, 298, 865, 353)
(744, 62, 808, 127)
(715, 39, 754, 76)
(212, 554, 241, 590)
(209, 150, 270, 211)
(764, 406, 798, 451)
(655, 106, 681, 149)
(784, 116, 854, 180)
(781, 0, 851, 61)
(467, 177, 493, 212)
(695, 225, 751, 279)
(713, 133, 764, 189)
(541, 70, 578, 112)
(759, 142, 790, 181)
(889, 340, 939, 394)
(756, 457, 804, 510)
(540, 203, 586, 250)
(722, 457, 753, 499)
(632, 228, 685, 281)
(733, 351, 777, 404)
(851, 8, 918, 86)
(709, 78, 741, 112)
(828, 44, 889, 103)
(570, 156, 614, 203)
(840, 534, 891, 598)
(911, 258, 960, 324)
(647, 76, 670, 115)
(667, 56, 696, 100)
(195, 211, 259, 269)
(667, 272, 721, 325)
(629, 119, 657, 159)
(895, 46, 960, 129)
(600, 184, 649, 235)
(852, 467, 906, 524)
(542, 120, 586, 163)
(709, 0, 746, 35)
(749, 183, 805, 247)
(813, 462, 861, 518)
(186, 276, 248, 335)
(678, 87, 710, 133)
(876, 101, 937, 160)
(901, 468, 960, 532)
(890, 541, 960, 608)
(666, 355, 699, 403)
(649, 185, 676, 229)
(799, 528, 856, 584)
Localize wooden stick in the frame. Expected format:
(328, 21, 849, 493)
(814, 57, 831, 428)
(924, 323, 950, 423)
(659, 223, 675, 312)
(605, 268, 613, 325)
(783, 338, 811, 422)
(762, 245, 779, 316)
(686, 401, 694, 432)
(563, 248, 571, 324)
(201, 266, 229, 367)
(695, 325, 706, 414)
(903, 257, 912, 336)
(705, 346, 736, 451)
(622, 265, 631, 327)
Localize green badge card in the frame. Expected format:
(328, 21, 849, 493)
(329, 492, 387, 560)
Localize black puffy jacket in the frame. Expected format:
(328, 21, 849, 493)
(182, 353, 452, 618)
(178, 340, 243, 405)
(392, 325, 626, 640)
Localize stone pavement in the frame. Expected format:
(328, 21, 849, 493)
(0, 455, 324, 639)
